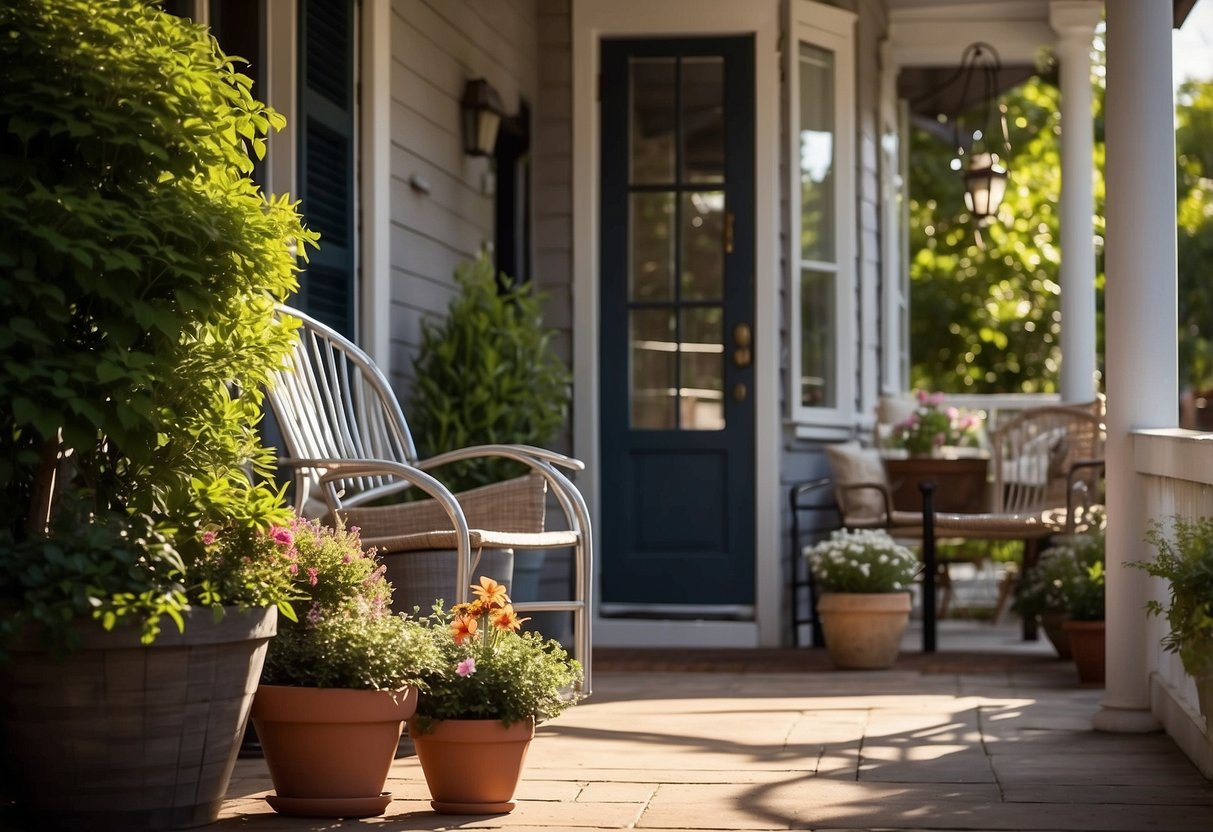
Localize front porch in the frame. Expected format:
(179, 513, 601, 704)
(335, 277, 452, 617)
(210, 643, 1212, 830)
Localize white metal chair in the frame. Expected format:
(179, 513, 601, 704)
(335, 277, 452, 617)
(265, 305, 592, 691)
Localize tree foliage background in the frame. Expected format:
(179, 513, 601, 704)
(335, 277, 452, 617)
(909, 38, 1213, 407)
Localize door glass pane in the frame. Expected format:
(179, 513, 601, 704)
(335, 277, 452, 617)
(680, 308, 725, 430)
(801, 267, 836, 408)
(799, 43, 835, 263)
(630, 193, 675, 300)
(631, 309, 677, 429)
(680, 191, 724, 300)
(681, 57, 724, 183)
(630, 58, 676, 184)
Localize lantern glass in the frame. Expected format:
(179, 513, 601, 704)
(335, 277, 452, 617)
(461, 79, 506, 157)
(962, 152, 1007, 220)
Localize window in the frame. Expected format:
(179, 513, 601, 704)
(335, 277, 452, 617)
(788, 1, 856, 428)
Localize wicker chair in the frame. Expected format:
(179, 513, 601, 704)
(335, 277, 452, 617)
(265, 306, 592, 690)
(819, 403, 1104, 640)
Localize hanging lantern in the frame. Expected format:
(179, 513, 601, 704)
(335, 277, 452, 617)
(962, 152, 1008, 220)
(943, 43, 1013, 225)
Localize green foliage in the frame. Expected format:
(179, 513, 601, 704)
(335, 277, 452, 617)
(909, 72, 1087, 393)
(413, 581, 584, 728)
(1016, 529, 1105, 621)
(0, 0, 318, 648)
(259, 517, 441, 690)
(1176, 81, 1213, 393)
(1136, 516, 1213, 676)
(806, 529, 921, 593)
(409, 253, 571, 492)
(0, 505, 186, 655)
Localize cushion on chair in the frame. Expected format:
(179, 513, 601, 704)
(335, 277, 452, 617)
(824, 443, 890, 525)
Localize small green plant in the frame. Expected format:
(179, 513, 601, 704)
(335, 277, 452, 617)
(0, 0, 318, 650)
(806, 529, 921, 593)
(254, 516, 440, 690)
(409, 253, 571, 492)
(1015, 530, 1105, 621)
(413, 577, 584, 729)
(1135, 516, 1213, 676)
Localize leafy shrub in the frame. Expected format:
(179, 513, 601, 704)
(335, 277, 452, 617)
(409, 253, 570, 492)
(0, 0, 317, 648)
(1014, 530, 1105, 621)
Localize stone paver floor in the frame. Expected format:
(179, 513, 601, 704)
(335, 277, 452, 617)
(214, 651, 1213, 831)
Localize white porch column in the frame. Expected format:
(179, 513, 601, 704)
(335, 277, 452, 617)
(1096, 0, 1177, 733)
(1050, 2, 1100, 403)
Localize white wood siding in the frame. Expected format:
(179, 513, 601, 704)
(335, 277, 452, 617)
(387, 0, 540, 392)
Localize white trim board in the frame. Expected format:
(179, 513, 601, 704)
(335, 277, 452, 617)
(571, 0, 782, 648)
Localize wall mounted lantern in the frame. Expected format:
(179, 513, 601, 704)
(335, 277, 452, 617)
(947, 42, 1012, 224)
(461, 78, 506, 157)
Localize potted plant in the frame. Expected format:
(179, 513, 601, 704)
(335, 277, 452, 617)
(1053, 529, 1107, 684)
(1135, 516, 1213, 727)
(882, 391, 988, 513)
(887, 390, 984, 458)
(0, 1, 315, 828)
(1014, 532, 1104, 660)
(246, 517, 441, 818)
(409, 576, 584, 814)
(806, 529, 920, 669)
(402, 253, 572, 626)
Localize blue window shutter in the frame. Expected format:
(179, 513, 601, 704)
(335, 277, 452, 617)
(297, 0, 356, 338)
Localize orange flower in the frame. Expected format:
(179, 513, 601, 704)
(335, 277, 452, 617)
(491, 603, 530, 632)
(471, 576, 510, 607)
(451, 614, 478, 645)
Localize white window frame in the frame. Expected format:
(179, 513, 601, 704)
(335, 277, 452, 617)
(787, 0, 857, 431)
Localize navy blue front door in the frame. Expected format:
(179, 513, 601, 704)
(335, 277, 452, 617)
(599, 37, 756, 613)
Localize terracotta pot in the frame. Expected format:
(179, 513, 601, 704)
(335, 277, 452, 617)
(1040, 610, 1073, 659)
(817, 592, 912, 670)
(252, 684, 418, 818)
(408, 716, 536, 814)
(0, 606, 276, 831)
(1062, 619, 1106, 684)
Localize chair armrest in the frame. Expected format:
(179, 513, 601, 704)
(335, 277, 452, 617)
(415, 445, 591, 544)
(422, 444, 585, 472)
(836, 481, 896, 526)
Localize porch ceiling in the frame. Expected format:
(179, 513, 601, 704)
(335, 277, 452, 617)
(887, 0, 1197, 29)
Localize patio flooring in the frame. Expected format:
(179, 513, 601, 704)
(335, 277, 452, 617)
(212, 620, 1213, 832)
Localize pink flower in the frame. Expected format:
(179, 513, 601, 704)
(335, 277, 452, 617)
(201, 531, 217, 546)
(307, 567, 318, 587)
(927, 392, 947, 407)
(456, 657, 477, 677)
(916, 389, 929, 403)
(946, 406, 959, 420)
(270, 526, 294, 547)
(288, 563, 299, 575)
(342, 553, 352, 564)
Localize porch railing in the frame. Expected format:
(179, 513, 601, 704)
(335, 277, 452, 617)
(1134, 429, 1213, 776)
